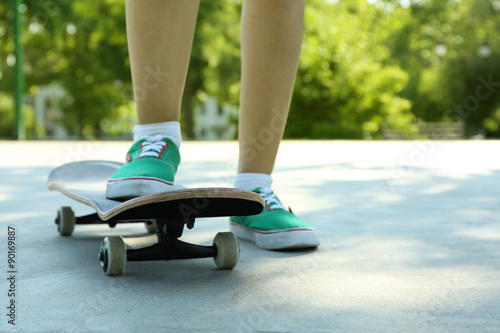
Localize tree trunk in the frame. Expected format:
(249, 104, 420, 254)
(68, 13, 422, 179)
(182, 80, 195, 139)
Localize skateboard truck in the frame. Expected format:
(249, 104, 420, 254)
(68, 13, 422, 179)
(56, 207, 240, 276)
(111, 219, 218, 262)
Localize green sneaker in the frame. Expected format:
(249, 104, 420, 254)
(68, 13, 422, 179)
(230, 188, 319, 250)
(106, 135, 181, 199)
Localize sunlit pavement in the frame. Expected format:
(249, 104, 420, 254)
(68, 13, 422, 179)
(1, 140, 499, 332)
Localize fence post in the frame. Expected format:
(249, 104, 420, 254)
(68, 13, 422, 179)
(11, 0, 25, 140)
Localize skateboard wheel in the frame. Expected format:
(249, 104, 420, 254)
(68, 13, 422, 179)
(144, 222, 156, 234)
(56, 206, 75, 236)
(213, 232, 239, 270)
(98, 236, 127, 276)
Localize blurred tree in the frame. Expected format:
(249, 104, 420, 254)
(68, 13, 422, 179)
(439, 0, 500, 136)
(387, 0, 500, 135)
(1, 0, 132, 138)
(288, 0, 415, 139)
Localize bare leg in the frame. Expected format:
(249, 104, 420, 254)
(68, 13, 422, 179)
(126, 0, 200, 124)
(231, 1, 318, 250)
(238, 0, 305, 174)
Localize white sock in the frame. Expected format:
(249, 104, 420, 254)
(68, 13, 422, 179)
(233, 173, 272, 191)
(133, 121, 182, 148)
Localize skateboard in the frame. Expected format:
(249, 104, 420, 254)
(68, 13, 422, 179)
(47, 161, 264, 276)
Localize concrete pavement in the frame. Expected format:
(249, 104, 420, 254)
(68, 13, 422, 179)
(1, 140, 499, 332)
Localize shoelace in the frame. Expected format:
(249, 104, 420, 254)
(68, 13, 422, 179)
(138, 135, 168, 159)
(259, 188, 285, 210)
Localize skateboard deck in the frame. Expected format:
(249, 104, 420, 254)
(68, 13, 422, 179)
(47, 160, 265, 276)
(47, 160, 264, 221)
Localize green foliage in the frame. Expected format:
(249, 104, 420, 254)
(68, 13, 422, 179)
(1, 0, 500, 139)
(388, 0, 500, 135)
(0, 93, 35, 139)
(1, 0, 132, 138)
(0, 93, 14, 138)
(289, 0, 415, 139)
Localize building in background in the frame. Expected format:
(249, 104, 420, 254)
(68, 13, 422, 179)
(32, 84, 68, 139)
(193, 97, 237, 140)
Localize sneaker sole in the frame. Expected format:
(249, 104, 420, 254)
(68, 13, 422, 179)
(229, 222, 319, 250)
(106, 177, 181, 200)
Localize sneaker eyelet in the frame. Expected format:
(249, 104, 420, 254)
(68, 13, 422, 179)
(165, 142, 169, 148)
(126, 154, 132, 163)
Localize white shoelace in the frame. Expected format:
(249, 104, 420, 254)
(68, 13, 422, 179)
(259, 188, 285, 210)
(138, 135, 168, 158)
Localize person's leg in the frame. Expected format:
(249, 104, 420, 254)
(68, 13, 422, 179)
(237, 0, 304, 175)
(107, 0, 200, 199)
(126, 0, 200, 125)
(231, 0, 318, 250)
